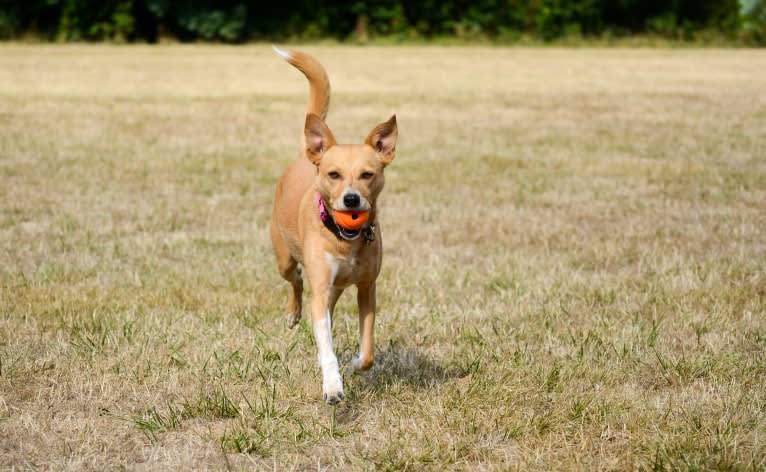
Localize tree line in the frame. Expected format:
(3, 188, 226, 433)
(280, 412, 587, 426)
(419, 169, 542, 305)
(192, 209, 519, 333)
(1, 0, 764, 44)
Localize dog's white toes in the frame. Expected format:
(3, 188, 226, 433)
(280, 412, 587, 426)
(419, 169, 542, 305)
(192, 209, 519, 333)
(347, 356, 364, 375)
(351, 354, 361, 371)
(350, 353, 373, 372)
(323, 371, 344, 404)
(323, 391, 345, 405)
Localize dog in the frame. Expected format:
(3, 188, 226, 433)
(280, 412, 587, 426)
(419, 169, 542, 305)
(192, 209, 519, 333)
(269, 46, 398, 405)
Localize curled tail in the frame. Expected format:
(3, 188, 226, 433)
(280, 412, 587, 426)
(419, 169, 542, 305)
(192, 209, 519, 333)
(273, 45, 331, 121)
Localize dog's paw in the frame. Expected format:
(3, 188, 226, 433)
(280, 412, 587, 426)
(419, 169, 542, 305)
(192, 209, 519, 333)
(350, 353, 374, 372)
(322, 372, 344, 405)
(350, 354, 362, 372)
(286, 311, 301, 329)
(323, 390, 345, 405)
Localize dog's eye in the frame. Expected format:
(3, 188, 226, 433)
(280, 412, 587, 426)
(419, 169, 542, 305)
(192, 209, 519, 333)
(328, 171, 341, 180)
(360, 172, 374, 180)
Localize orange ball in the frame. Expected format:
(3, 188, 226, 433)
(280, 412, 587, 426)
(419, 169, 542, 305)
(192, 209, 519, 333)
(334, 210, 369, 230)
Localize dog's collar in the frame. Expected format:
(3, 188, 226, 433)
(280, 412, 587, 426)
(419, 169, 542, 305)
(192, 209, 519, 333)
(317, 192, 375, 244)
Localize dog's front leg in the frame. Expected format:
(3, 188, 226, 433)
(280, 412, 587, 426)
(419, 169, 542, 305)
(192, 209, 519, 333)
(352, 282, 376, 371)
(307, 263, 344, 404)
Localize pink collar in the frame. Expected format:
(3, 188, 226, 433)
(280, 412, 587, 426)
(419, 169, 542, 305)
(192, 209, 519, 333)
(317, 192, 330, 224)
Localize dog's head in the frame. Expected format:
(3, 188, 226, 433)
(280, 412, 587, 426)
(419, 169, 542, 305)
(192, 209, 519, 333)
(304, 113, 397, 217)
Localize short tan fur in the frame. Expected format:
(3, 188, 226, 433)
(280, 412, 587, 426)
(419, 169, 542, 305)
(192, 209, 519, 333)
(270, 46, 398, 404)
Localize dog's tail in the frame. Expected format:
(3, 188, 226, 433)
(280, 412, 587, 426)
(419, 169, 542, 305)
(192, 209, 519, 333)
(273, 45, 331, 121)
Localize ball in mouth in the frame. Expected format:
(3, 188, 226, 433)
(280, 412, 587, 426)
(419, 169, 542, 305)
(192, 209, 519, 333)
(334, 210, 369, 231)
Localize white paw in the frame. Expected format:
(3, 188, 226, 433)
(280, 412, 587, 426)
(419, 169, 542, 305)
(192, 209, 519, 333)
(350, 353, 373, 371)
(351, 353, 362, 371)
(322, 371, 344, 405)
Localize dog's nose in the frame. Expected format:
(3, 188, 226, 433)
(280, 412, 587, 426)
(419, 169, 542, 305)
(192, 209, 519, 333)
(343, 193, 361, 209)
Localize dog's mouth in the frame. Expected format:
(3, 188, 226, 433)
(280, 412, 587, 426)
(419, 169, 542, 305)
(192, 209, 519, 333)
(337, 226, 361, 240)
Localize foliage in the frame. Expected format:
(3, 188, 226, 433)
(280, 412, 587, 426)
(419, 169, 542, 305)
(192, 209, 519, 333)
(741, 0, 766, 42)
(0, 0, 761, 44)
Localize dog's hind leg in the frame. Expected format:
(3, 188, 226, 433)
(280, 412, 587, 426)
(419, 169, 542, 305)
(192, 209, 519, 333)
(282, 262, 303, 329)
(328, 287, 343, 320)
(280, 262, 303, 329)
(271, 228, 303, 329)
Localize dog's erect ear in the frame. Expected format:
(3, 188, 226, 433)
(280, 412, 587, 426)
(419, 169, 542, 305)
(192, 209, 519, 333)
(365, 115, 398, 166)
(304, 113, 336, 165)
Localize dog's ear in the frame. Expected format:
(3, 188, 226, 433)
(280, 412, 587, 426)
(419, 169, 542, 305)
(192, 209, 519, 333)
(365, 114, 398, 166)
(304, 113, 336, 165)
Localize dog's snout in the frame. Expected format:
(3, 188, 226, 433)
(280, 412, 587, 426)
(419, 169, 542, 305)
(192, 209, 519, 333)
(343, 193, 361, 209)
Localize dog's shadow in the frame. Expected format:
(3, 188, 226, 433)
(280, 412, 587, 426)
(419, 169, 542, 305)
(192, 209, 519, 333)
(366, 344, 461, 388)
(333, 342, 465, 422)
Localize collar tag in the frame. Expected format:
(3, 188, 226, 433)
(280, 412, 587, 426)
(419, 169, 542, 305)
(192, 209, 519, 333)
(364, 224, 376, 245)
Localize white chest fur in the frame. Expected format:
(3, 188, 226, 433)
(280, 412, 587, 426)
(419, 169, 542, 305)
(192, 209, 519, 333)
(324, 252, 359, 287)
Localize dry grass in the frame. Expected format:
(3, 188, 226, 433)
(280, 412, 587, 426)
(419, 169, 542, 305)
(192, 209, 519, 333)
(1, 44, 765, 470)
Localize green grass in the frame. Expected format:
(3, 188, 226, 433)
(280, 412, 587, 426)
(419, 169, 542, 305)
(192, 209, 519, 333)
(0, 44, 765, 470)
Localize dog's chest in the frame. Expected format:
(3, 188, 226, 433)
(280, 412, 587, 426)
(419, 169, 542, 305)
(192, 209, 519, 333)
(325, 252, 362, 287)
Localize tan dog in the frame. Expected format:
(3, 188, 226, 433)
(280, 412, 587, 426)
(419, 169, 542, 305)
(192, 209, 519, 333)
(270, 46, 398, 404)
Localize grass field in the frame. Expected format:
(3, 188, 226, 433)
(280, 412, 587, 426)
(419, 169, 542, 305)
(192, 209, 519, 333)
(1, 45, 765, 470)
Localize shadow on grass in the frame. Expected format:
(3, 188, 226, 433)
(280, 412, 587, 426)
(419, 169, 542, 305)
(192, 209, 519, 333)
(366, 344, 463, 389)
(332, 344, 464, 423)
(343, 339, 465, 392)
